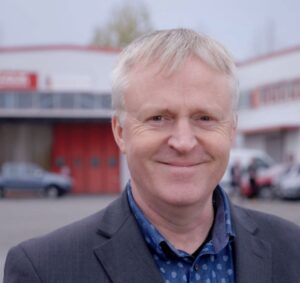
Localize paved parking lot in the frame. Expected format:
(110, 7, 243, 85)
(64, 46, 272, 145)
(1, 194, 299, 279)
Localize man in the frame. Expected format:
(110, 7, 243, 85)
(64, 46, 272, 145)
(247, 158, 258, 198)
(4, 29, 300, 283)
(230, 160, 242, 196)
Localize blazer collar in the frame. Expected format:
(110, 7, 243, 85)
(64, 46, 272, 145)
(231, 204, 272, 283)
(93, 191, 164, 283)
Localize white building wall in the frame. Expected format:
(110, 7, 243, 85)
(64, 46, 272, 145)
(0, 47, 119, 92)
(238, 50, 300, 90)
(238, 100, 300, 132)
(243, 134, 266, 152)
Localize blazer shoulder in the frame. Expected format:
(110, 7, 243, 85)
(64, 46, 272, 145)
(4, 192, 131, 283)
(21, 192, 130, 250)
(233, 204, 300, 245)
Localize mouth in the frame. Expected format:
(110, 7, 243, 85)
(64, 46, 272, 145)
(158, 161, 205, 167)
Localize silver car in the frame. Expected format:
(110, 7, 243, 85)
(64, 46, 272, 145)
(275, 164, 300, 200)
(0, 162, 72, 198)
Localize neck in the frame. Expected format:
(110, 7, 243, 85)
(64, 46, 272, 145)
(132, 187, 215, 254)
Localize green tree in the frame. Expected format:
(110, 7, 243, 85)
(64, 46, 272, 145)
(91, 3, 153, 48)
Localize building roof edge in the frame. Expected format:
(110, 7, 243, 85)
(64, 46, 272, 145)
(237, 45, 300, 67)
(0, 44, 121, 54)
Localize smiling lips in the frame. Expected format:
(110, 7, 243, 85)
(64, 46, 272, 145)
(158, 160, 208, 167)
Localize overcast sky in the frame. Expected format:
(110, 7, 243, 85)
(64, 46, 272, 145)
(1, 0, 300, 61)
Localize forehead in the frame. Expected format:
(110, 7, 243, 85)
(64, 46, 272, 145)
(124, 56, 233, 110)
(128, 55, 231, 89)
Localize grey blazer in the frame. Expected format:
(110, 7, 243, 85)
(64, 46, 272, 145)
(4, 190, 300, 283)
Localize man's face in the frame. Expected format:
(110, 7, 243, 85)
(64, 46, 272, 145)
(112, 56, 236, 209)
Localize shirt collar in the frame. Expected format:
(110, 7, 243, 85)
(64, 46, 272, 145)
(126, 181, 235, 258)
(211, 185, 235, 252)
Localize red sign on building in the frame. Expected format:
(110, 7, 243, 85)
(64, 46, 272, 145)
(0, 71, 37, 91)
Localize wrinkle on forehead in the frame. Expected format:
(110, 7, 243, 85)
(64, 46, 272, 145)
(124, 56, 234, 118)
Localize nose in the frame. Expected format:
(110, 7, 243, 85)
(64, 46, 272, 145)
(167, 119, 197, 153)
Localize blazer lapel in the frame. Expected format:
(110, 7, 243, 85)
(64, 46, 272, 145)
(232, 206, 272, 283)
(93, 192, 164, 283)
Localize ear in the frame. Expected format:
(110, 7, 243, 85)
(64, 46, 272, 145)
(112, 115, 126, 153)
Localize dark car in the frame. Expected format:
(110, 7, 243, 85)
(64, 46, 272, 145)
(0, 162, 72, 198)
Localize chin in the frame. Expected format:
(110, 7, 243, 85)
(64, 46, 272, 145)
(158, 182, 213, 207)
(165, 197, 199, 207)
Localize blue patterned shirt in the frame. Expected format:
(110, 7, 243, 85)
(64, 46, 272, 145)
(127, 182, 236, 283)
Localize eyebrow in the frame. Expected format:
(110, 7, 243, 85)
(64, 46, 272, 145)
(139, 104, 223, 116)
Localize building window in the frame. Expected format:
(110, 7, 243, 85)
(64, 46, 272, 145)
(241, 78, 300, 109)
(16, 92, 33, 108)
(0, 92, 16, 108)
(80, 93, 96, 109)
(98, 93, 111, 109)
(40, 92, 55, 108)
(0, 91, 113, 111)
(60, 93, 75, 109)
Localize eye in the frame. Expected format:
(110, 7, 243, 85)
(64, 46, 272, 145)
(151, 115, 163, 121)
(146, 114, 172, 127)
(200, 115, 211, 121)
(192, 114, 217, 129)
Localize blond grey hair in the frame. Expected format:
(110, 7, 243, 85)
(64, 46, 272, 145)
(111, 28, 239, 122)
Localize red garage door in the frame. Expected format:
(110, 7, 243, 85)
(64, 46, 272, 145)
(51, 122, 120, 194)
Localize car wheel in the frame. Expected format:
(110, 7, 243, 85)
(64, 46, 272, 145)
(45, 186, 60, 198)
(259, 186, 274, 199)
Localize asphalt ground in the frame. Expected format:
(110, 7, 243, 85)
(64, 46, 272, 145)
(1, 193, 299, 280)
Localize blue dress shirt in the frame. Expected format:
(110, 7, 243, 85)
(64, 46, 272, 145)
(127, 182, 236, 283)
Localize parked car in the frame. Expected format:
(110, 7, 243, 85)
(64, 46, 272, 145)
(221, 148, 275, 194)
(0, 162, 72, 198)
(274, 164, 300, 200)
(239, 163, 288, 199)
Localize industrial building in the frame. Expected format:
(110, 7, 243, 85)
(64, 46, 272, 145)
(0, 46, 121, 193)
(238, 46, 300, 163)
(1, 44, 299, 194)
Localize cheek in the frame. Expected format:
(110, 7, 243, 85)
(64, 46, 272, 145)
(124, 124, 166, 152)
(206, 124, 235, 148)
(199, 130, 232, 159)
(123, 134, 154, 163)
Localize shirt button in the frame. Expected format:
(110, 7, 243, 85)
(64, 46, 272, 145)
(194, 264, 200, 271)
